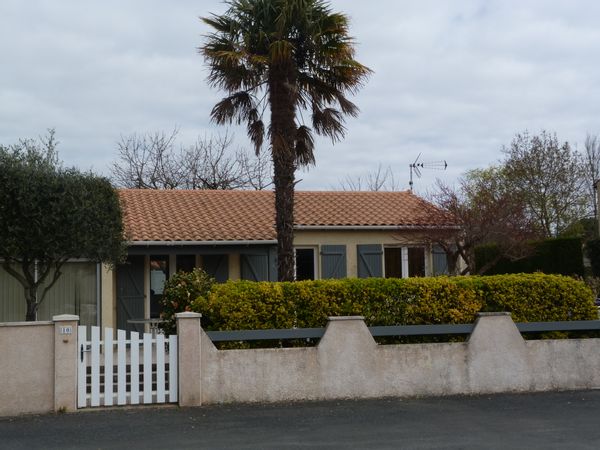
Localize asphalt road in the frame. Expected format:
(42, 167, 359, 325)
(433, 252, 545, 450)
(2, 390, 600, 449)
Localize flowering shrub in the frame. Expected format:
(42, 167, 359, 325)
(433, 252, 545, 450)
(159, 268, 215, 335)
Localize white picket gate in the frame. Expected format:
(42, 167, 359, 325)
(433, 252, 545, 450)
(77, 326, 178, 408)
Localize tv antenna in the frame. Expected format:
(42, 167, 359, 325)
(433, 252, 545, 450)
(409, 153, 448, 191)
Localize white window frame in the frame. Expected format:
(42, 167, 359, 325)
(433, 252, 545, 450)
(383, 245, 429, 278)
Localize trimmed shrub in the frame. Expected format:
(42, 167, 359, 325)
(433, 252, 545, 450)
(586, 239, 600, 277)
(191, 274, 596, 332)
(475, 237, 584, 277)
(159, 268, 215, 335)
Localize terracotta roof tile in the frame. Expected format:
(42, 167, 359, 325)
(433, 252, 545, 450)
(119, 189, 455, 243)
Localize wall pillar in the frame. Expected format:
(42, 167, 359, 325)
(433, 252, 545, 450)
(53, 314, 79, 412)
(318, 316, 378, 398)
(466, 312, 532, 393)
(176, 312, 203, 407)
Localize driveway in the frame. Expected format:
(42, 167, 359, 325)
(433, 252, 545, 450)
(2, 390, 600, 449)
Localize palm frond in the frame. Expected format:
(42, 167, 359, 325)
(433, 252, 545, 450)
(248, 119, 265, 154)
(210, 92, 255, 125)
(295, 125, 315, 167)
(312, 107, 345, 142)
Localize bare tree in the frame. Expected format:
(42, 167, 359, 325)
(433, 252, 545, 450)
(338, 164, 402, 191)
(111, 129, 181, 189)
(111, 130, 271, 190)
(583, 133, 600, 222)
(238, 149, 272, 190)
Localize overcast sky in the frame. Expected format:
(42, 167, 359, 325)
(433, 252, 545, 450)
(2, 0, 600, 195)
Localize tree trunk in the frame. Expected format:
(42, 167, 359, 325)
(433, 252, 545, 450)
(25, 287, 38, 321)
(269, 63, 298, 281)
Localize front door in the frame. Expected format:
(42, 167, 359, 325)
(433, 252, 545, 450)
(116, 255, 145, 333)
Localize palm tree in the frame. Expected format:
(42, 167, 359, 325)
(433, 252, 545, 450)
(201, 0, 371, 281)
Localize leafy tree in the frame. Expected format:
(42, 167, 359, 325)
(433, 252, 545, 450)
(201, 0, 371, 280)
(111, 129, 272, 190)
(502, 131, 587, 238)
(0, 131, 125, 321)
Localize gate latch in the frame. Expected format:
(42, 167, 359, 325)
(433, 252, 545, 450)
(80, 344, 91, 362)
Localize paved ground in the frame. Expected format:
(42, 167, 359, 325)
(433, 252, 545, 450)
(2, 390, 600, 449)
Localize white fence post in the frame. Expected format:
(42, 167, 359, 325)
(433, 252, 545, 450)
(117, 329, 126, 405)
(156, 334, 166, 403)
(104, 328, 114, 406)
(130, 332, 140, 405)
(77, 325, 87, 408)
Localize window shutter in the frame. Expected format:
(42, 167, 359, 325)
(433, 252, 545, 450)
(357, 244, 383, 278)
(203, 254, 229, 283)
(240, 253, 269, 281)
(320, 245, 347, 279)
(432, 245, 449, 275)
(116, 255, 145, 333)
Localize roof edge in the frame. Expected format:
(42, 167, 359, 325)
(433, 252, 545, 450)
(128, 239, 278, 246)
(294, 225, 460, 231)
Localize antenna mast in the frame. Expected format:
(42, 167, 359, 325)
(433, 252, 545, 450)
(409, 154, 448, 191)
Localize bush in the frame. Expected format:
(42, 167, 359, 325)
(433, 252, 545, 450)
(191, 274, 596, 332)
(159, 268, 215, 335)
(475, 237, 584, 276)
(586, 239, 600, 277)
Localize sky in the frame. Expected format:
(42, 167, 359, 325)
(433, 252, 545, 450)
(1, 0, 600, 195)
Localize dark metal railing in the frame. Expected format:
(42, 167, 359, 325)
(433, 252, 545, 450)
(206, 328, 325, 342)
(516, 320, 600, 333)
(204, 320, 600, 343)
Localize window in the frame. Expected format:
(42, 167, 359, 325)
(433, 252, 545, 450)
(0, 261, 98, 326)
(295, 248, 315, 280)
(384, 246, 426, 278)
(150, 255, 169, 318)
(407, 247, 425, 277)
(384, 247, 403, 278)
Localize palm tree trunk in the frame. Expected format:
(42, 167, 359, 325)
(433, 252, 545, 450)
(269, 63, 297, 281)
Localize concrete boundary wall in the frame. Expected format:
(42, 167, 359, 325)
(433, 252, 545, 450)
(3, 312, 600, 416)
(0, 315, 78, 417)
(176, 312, 600, 406)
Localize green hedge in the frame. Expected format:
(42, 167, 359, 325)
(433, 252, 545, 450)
(586, 239, 600, 277)
(191, 274, 596, 331)
(475, 237, 584, 277)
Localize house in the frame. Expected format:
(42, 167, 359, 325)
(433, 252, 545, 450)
(0, 189, 458, 329)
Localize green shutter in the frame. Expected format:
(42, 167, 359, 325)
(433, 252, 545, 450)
(357, 244, 383, 278)
(240, 253, 269, 281)
(116, 256, 145, 333)
(320, 245, 347, 279)
(432, 245, 449, 275)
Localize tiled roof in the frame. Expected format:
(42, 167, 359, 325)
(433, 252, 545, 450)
(119, 189, 456, 243)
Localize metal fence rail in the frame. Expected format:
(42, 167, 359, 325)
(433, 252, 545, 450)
(204, 320, 600, 343)
(206, 328, 325, 342)
(516, 320, 600, 333)
(369, 324, 474, 337)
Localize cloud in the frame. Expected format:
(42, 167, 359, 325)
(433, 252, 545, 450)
(1, 0, 599, 194)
